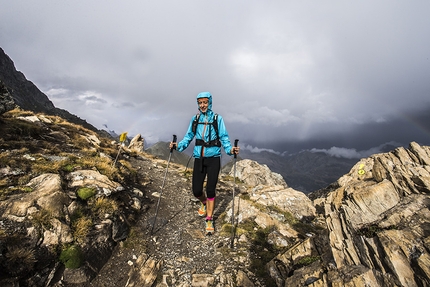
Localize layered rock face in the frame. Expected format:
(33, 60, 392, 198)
(226, 159, 316, 243)
(269, 142, 430, 286)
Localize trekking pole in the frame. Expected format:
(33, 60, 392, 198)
(151, 134, 177, 234)
(112, 132, 128, 167)
(230, 139, 239, 248)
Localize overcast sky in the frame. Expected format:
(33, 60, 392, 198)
(1, 1, 430, 157)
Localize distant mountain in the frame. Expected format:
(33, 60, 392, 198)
(238, 149, 357, 193)
(102, 124, 120, 139)
(239, 142, 400, 193)
(0, 47, 102, 134)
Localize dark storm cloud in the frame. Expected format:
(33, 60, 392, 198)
(1, 1, 429, 152)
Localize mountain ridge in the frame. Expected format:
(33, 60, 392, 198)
(0, 47, 107, 137)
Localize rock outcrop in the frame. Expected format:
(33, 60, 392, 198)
(232, 159, 287, 188)
(128, 133, 145, 152)
(269, 142, 430, 286)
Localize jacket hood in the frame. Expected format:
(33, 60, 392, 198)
(196, 92, 213, 113)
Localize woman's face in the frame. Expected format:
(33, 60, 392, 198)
(198, 98, 209, 113)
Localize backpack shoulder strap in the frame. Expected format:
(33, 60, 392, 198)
(192, 113, 200, 134)
(213, 114, 219, 138)
(192, 113, 219, 138)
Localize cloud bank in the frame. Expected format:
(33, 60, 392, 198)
(1, 1, 429, 152)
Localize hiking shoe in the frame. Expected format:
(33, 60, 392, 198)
(198, 203, 207, 217)
(205, 219, 214, 235)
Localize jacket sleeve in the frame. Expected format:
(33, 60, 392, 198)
(217, 115, 233, 156)
(177, 116, 196, 152)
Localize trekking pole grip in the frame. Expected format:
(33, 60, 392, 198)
(234, 139, 239, 159)
(171, 134, 177, 153)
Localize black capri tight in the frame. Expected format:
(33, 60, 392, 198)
(192, 157, 220, 199)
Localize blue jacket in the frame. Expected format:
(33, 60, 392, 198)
(177, 92, 234, 158)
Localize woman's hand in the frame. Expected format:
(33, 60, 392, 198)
(169, 142, 177, 150)
(231, 146, 240, 155)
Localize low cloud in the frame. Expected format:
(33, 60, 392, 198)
(45, 88, 69, 98)
(242, 144, 282, 155)
(78, 91, 107, 105)
(310, 141, 402, 159)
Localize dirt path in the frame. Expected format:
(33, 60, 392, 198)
(89, 155, 256, 286)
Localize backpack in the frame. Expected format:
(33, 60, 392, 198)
(192, 113, 221, 147)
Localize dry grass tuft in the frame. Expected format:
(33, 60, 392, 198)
(2, 108, 34, 118)
(31, 208, 54, 229)
(91, 197, 119, 217)
(5, 246, 37, 275)
(72, 216, 93, 243)
(32, 156, 68, 174)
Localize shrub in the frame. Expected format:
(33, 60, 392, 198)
(70, 207, 84, 225)
(59, 245, 84, 269)
(357, 224, 397, 238)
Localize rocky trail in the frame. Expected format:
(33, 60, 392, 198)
(89, 154, 260, 287)
(2, 109, 429, 286)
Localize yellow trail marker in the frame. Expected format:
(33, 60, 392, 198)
(358, 164, 365, 175)
(119, 132, 128, 143)
(113, 132, 128, 167)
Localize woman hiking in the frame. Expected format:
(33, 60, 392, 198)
(170, 92, 240, 235)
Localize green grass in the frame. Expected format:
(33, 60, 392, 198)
(77, 187, 96, 200)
